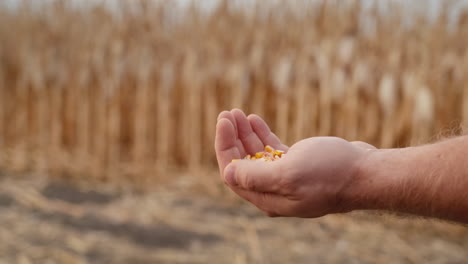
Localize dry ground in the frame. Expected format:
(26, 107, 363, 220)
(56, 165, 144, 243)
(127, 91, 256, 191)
(0, 172, 466, 264)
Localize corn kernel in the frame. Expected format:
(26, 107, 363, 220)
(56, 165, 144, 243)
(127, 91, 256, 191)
(264, 145, 274, 153)
(274, 150, 284, 156)
(232, 159, 240, 162)
(255, 152, 264, 159)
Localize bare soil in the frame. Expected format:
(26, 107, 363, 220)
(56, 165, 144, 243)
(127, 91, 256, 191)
(0, 173, 466, 264)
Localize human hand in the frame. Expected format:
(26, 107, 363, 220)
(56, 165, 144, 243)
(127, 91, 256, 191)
(215, 109, 376, 217)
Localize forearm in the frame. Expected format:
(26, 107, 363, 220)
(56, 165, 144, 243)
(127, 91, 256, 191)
(347, 136, 468, 222)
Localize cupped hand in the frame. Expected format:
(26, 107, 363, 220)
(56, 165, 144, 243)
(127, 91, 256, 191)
(215, 109, 376, 218)
(215, 109, 289, 177)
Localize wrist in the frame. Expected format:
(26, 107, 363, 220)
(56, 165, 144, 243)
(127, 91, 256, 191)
(340, 148, 405, 212)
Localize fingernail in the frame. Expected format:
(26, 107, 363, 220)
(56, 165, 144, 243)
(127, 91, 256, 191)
(224, 165, 237, 186)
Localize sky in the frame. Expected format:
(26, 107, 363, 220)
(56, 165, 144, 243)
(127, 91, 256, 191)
(3, 0, 468, 20)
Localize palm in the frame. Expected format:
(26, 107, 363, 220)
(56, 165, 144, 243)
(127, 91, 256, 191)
(215, 109, 289, 177)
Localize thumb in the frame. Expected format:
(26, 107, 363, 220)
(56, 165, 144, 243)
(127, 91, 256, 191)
(224, 160, 283, 194)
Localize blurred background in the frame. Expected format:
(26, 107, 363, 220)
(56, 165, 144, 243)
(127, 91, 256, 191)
(0, 0, 468, 263)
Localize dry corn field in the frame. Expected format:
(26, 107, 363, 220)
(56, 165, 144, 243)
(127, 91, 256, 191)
(1, 1, 468, 263)
(0, 1, 468, 181)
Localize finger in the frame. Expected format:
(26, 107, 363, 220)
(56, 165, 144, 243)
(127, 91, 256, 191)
(248, 114, 289, 151)
(229, 186, 295, 217)
(224, 159, 286, 194)
(217, 111, 246, 156)
(231, 109, 264, 155)
(351, 141, 377, 150)
(215, 118, 242, 176)
(217, 111, 238, 137)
